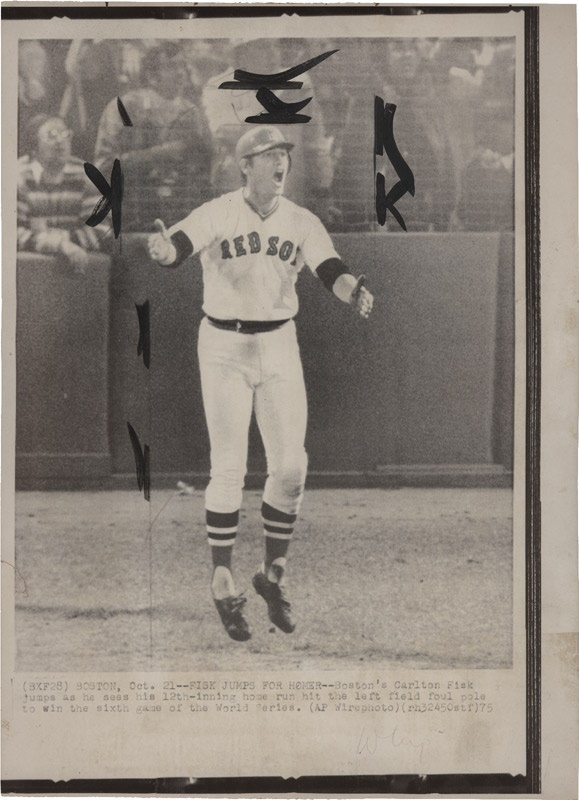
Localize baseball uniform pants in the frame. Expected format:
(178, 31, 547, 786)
(198, 317, 308, 517)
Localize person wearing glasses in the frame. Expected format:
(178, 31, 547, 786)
(17, 114, 102, 274)
(93, 43, 212, 231)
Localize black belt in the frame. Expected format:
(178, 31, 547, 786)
(206, 316, 292, 334)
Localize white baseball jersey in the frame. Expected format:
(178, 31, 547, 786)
(168, 188, 339, 320)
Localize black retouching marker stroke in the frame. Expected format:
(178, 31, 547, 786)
(374, 95, 386, 158)
(135, 300, 151, 369)
(127, 422, 151, 501)
(85, 101, 149, 503)
(84, 159, 123, 239)
(374, 96, 415, 231)
(256, 87, 312, 114)
(246, 87, 313, 124)
(218, 49, 338, 90)
(116, 96, 133, 127)
(219, 49, 338, 124)
(376, 172, 409, 231)
(83, 101, 129, 235)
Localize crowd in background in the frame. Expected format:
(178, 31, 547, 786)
(17, 37, 515, 264)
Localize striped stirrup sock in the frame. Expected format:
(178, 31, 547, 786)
(262, 502, 296, 568)
(206, 509, 239, 570)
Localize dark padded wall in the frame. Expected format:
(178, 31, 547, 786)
(16, 252, 111, 481)
(301, 232, 502, 470)
(15, 233, 513, 483)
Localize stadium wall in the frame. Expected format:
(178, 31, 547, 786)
(15, 233, 514, 488)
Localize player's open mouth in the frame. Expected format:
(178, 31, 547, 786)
(273, 170, 285, 184)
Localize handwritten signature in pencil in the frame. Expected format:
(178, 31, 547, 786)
(356, 725, 428, 761)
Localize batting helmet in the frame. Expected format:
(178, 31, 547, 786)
(235, 126, 294, 164)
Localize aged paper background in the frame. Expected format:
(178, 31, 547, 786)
(1, 5, 576, 795)
(537, 5, 579, 800)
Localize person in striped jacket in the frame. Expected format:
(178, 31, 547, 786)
(17, 114, 102, 273)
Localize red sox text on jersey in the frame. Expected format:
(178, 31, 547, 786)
(168, 188, 339, 321)
(220, 233, 296, 262)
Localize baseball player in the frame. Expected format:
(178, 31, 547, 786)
(148, 125, 373, 642)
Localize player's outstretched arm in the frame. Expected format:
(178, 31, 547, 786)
(333, 273, 374, 319)
(148, 219, 195, 268)
(315, 258, 373, 319)
(147, 219, 177, 266)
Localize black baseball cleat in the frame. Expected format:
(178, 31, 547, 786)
(252, 570, 296, 633)
(213, 594, 252, 641)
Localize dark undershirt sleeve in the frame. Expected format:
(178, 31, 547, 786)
(315, 257, 351, 291)
(169, 230, 194, 267)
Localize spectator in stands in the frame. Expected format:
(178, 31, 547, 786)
(430, 38, 491, 229)
(181, 39, 230, 96)
(475, 38, 516, 110)
(456, 106, 514, 232)
(18, 42, 50, 145)
(60, 40, 146, 159)
(201, 39, 336, 221)
(17, 114, 101, 274)
(19, 42, 65, 154)
(19, 41, 72, 156)
(94, 43, 212, 230)
(378, 39, 457, 231)
(429, 38, 515, 231)
(319, 39, 378, 231)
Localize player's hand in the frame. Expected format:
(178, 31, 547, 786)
(147, 219, 174, 263)
(349, 275, 373, 319)
(60, 239, 88, 275)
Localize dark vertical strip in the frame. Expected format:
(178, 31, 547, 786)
(136, 300, 151, 369)
(525, 6, 541, 794)
(374, 95, 385, 157)
(126, 421, 150, 502)
(373, 96, 382, 228)
(127, 421, 145, 492)
(491, 233, 515, 471)
(144, 444, 151, 502)
(111, 158, 123, 239)
(116, 96, 133, 127)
